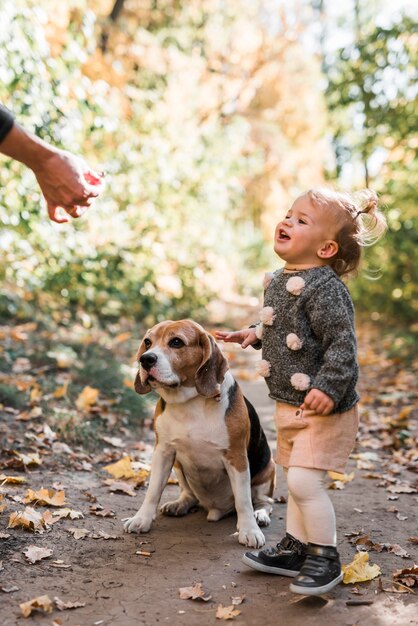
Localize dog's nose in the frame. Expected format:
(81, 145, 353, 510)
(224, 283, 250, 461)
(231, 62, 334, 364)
(140, 352, 158, 370)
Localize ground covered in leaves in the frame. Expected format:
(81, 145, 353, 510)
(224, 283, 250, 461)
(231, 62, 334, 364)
(0, 319, 417, 625)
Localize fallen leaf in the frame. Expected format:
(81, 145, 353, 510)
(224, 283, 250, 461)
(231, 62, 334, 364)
(90, 505, 115, 518)
(53, 382, 69, 399)
(8, 507, 50, 533)
(103, 457, 148, 484)
(53, 508, 84, 520)
(91, 531, 120, 540)
(54, 596, 86, 610)
(393, 564, 418, 588)
(178, 582, 212, 601)
(23, 545, 54, 564)
(67, 528, 91, 540)
(216, 604, 241, 620)
(106, 480, 137, 497)
(12, 451, 42, 467)
(231, 595, 245, 605)
(23, 488, 66, 507)
(76, 386, 99, 410)
(102, 436, 124, 447)
(20, 594, 53, 617)
(0, 474, 27, 485)
(328, 471, 355, 483)
(387, 483, 417, 494)
(342, 552, 381, 584)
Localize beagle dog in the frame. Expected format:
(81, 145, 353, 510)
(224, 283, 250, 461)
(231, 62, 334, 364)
(123, 320, 275, 548)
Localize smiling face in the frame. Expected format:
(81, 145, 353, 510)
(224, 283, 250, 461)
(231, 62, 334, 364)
(274, 194, 338, 268)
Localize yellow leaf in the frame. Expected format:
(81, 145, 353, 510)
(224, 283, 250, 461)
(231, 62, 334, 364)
(0, 474, 27, 484)
(123, 378, 135, 389)
(23, 488, 66, 507)
(104, 456, 135, 479)
(342, 552, 381, 584)
(53, 382, 69, 398)
(103, 457, 149, 485)
(75, 386, 99, 410)
(30, 385, 43, 404)
(20, 594, 53, 617)
(328, 471, 355, 483)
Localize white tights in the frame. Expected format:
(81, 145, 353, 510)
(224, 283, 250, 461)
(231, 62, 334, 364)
(284, 467, 336, 546)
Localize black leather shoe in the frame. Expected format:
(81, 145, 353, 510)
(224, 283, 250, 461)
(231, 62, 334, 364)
(242, 533, 307, 576)
(289, 543, 343, 595)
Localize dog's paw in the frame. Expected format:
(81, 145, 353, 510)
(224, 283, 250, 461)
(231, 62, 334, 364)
(160, 499, 195, 517)
(122, 514, 153, 534)
(254, 508, 271, 527)
(238, 526, 265, 549)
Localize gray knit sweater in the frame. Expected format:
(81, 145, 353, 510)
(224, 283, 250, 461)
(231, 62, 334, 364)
(256, 266, 359, 412)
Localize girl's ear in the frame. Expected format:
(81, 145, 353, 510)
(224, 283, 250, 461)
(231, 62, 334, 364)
(317, 240, 339, 259)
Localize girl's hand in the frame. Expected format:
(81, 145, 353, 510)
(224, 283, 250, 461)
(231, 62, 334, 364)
(215, 328, 258, 349)
(301, 388, 335, 416)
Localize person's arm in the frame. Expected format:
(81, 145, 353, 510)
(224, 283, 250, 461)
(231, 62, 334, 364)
(215, 327, 259, 349)
(0, 107, 104, 223)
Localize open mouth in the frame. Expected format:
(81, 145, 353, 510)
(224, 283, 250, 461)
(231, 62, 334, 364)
(278, 229, 290, 241)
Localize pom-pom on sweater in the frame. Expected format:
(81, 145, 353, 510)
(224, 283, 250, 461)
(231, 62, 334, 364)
(255, 266, 359, 412)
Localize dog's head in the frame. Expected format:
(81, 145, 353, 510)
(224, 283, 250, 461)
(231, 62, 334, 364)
(134, 320, 228, 400)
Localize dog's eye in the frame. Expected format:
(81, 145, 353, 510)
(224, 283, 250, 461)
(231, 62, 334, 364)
(143, 338, 152, 349)
(169, 337, 185, 348)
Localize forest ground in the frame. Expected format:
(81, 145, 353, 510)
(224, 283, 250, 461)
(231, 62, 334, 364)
(0, 316, 417, 626)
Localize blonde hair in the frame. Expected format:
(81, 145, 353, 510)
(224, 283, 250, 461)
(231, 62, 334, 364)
(307, 187, 387, 277)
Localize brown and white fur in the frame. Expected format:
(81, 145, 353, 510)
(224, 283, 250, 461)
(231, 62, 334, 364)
(123, 320, 276, 548)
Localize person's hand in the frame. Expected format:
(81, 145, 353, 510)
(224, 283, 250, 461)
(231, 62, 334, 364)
(301, 388, 335, 415)
(33, 149, 105, 224)
(215, 328, 258, 349)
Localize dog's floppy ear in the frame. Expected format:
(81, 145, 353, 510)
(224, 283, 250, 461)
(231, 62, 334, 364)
(134, 338, 152, 395)
(195, 332, 228, 398)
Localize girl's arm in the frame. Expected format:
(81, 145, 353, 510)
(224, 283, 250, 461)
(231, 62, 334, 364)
(215, 327, 259, 349)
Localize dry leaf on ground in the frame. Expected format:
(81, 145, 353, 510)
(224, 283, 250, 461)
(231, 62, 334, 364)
(23, 488, 66, 507)
(66, 527, 91, 540)
(54, 596, 86, 610)
(216, 604, 241, 620)
(52, 508, 84, 520)
(103, 456, 149, 485)
(8, 507, 50, 533)
(393, 564, 418, 588)
(342, 552, 381, 584)
(23, 545, 53, 563)
(178, 582, 212, 601)
(20, 594, 53, 617)
(0, 474, 27, 484)
(75, 386, 99, 410)
(106, 480, 137, 497)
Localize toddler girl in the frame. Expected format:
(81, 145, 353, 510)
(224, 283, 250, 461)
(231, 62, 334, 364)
(216, 187, 386, 596)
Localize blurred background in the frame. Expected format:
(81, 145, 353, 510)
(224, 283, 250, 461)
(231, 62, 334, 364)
(0, 0, 417, 336)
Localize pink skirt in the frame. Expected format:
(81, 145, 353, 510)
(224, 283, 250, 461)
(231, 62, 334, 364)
(275, 401, 359, 473)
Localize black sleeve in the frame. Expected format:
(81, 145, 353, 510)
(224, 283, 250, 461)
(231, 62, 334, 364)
(0, 105, 15, 142)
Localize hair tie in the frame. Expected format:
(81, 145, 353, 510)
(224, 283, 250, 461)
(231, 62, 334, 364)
(354, 210, 363, 219)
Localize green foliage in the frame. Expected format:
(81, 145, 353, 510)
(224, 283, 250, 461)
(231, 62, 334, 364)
(325, 13, 417, 322)
(0, 1, 264, 323)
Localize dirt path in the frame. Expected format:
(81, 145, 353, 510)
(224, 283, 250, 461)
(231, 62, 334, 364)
(1, 333, 417, 625)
